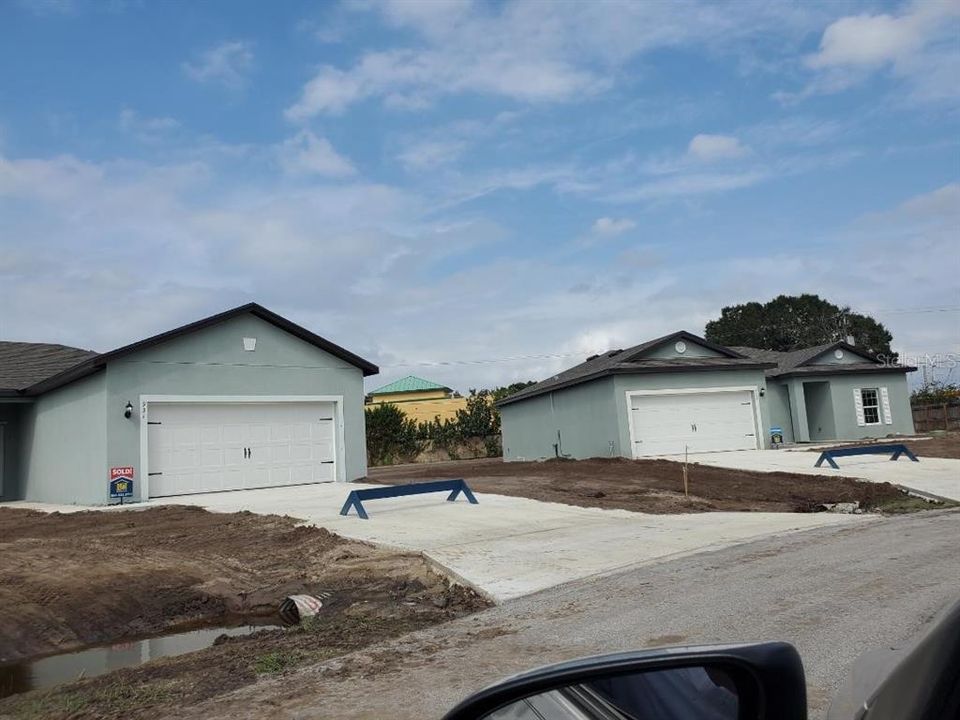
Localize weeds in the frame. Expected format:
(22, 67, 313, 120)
(871, 494, 959, 514)
(254, 650, 300, 674)
(10, 679, 173, 719)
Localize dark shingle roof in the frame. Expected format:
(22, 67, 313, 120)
(731, 342, 915, 378)
(0, 342, 97, 393)
(498, 331, 776, 406)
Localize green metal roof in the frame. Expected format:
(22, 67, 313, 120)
(369, 375, 451, 395)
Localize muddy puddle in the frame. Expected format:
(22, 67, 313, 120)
(0, 617, 283, 699)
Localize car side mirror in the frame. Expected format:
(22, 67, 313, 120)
(442, 642, 807, 720)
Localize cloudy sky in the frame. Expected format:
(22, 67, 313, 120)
(1, 0, 958, 392)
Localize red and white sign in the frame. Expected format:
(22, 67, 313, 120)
(110, 466, 134, 480)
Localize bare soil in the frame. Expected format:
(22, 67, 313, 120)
(808, 433, 960, 460)
(0, 506, 488, 719)
(369, 456, 912, 514)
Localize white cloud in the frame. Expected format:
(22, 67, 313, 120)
(118, 108, 180, 142)
(286, 0, 830, 119)
(591, 217, 636, 236)
(807, 8, 935, 70)
(396, 139, 467, 171)
(277, 131, 356, 177)
(781, 1, 960, 104)
(182, 41, 254, 89)
(0, 145, 955, 393)
(686, 134, 749, 162)
(608, 170, 768, 203)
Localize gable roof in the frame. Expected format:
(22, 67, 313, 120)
(369, 375, 451, 396)
(6, 303, 379, 398)
(498, 331, 775, 407)
(0, 342, 98, 395)
(731, 341, 915, 378)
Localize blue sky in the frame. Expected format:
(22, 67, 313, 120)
(1, 0, 958, 391)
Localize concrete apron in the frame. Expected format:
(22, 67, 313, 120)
(666, 449, 960, 503)
(142, 484, 869, 602)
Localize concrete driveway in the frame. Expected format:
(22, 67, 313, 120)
(676, 448, 960, 502)
(154, 483, 868, 601)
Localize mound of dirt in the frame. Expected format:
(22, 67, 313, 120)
(0, 505, 489, 717)
(368, 456, 908, 514)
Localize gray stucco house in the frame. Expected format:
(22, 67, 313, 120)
(499, 331, 916, 461)
(0, 303, 378, 505)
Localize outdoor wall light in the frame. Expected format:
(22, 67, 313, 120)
(759, 388, 766, 397)
(124, 401, 134, 419)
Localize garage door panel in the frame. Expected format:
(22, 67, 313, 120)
(223, 446, 245, 465)
(630, 390, 758, 456)
(147, 402, 338, 497)
(271, 424, 292, 442)
(221, 424, 246, 443)
(290, 444, 312, 462)
(200, 448, 223, 469)
(270, 445, 290, 462)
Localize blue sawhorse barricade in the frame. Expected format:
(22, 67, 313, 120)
(814, 443, 919, 470)
(340, 478, 479, 520)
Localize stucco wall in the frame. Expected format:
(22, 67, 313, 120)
(370, 389, 448, 403)
(17, 373, 108, 505)
(502, 368, 771, 462)
(639, 342, 723, 360)
(826, 372, 915, 439)
(613, 369, 771, 454)
(500, 377, 619, 461)
(803, 381, 836, 442)
(809, 348, 874, 366)
(105, 313, 369, 501)
(367, 396, 468, 423)
(765, 382, 795, 444)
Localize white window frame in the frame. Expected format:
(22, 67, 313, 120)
(138, 394, 346, 499)
(624, 385, 764, 458)
(859, 388, 881, 426)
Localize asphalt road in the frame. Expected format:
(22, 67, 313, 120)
(186, 510, 960, 720)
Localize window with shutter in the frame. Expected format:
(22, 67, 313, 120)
(879, 387, 893, 424)
(853, 387, 865, 426)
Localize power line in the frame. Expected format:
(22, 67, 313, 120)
(380, 351, 593, 369)
(873, 305, 960, 315)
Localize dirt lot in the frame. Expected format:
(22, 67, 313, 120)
(809, 433, 960, 460)
(370, 456, 928, 514)
(0, 506, 488, 719)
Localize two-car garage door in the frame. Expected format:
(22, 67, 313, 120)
(629, 390, 759, 456)
(146, 402, 337, 497)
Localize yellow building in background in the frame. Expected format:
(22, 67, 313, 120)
(366, 375, 468, 424)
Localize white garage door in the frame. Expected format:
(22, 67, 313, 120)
(146, 402, 337, 497)
(629, 390, 759, 456)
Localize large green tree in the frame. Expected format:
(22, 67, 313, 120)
(704, 294, 896, 359)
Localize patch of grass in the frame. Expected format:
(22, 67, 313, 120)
(254, 650, 300, 674)
(870, 494, 959, 514)
(8, 679, 173, 719)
